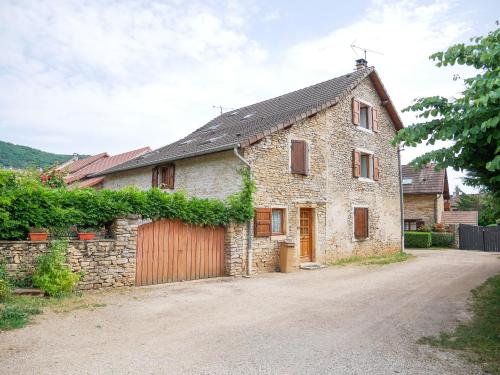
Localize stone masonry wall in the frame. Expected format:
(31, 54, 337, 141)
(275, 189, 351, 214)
(403, 194, 438, 225)
(102, 150, 242, 200)
(243, 76, 402, 272)
(0, 216, 139, 290)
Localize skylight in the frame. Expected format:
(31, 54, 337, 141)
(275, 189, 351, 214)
(180, 139, 195, 145)
(240, 112, 256, 120)
(208, 123, 221, 130)
(402, 178, 413, 185)
(228, 111, 239, 116)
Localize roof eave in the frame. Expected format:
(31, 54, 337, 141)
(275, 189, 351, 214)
(91, 143, 239, 177)
(368, 70, 404, 131)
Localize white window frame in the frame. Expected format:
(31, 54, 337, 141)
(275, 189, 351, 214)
(355, 98, 374, 134)
(270, 205, 287, 240)
(355, 148, 375, 182)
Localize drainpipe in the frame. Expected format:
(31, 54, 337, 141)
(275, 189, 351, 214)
(233, 146, 253, 276)
(398, 146, 404, 252)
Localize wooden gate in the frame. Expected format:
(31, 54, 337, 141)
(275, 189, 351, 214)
(459, 224, 500, 252)
(136, 220, 225, 286)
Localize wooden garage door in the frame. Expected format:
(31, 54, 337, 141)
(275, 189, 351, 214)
(136, 220, 225, 286)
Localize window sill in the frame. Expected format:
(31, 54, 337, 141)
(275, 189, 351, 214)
(352, 237, 369, 242)
(271, 234, 287, 241)
(356, 126, 373, 134)
(358, 177, 374, 183)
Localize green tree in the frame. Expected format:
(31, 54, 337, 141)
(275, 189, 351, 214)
(456, 187, 499, 226)
(393, 24, 500, 195)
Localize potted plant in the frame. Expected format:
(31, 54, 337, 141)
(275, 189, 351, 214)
(77, 227, 97, 241)
(29, 227, 49, 241)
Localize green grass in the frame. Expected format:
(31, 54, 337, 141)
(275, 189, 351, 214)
(418, 274, 500, 374)
(330, 252, 414, 266)
(0, 293, 106, 331)
(0, 295, 45, 330)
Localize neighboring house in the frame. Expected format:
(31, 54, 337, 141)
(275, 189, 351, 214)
(95, 60, 404, 271)
(58, 147, 151, 189)
(402, 164, 450, 230)
(442, 211, 479, 226)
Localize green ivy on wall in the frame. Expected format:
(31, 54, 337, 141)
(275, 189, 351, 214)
(0, 169, 255, 240)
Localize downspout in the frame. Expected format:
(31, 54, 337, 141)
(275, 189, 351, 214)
(233, 146, 253, 276)
(398, 146, 404, 252)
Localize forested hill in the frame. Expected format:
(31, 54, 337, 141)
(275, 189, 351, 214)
(0, 140, 74, 169)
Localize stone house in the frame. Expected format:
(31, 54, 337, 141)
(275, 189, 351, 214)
(94, 60, 404, 275)
(402, 164, 451, 230)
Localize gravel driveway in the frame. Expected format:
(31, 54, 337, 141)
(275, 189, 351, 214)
(1, 249, 499, 375)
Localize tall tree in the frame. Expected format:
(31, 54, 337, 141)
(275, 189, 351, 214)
(393, 24, 500, 195)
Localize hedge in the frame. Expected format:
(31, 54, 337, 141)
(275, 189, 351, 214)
(404, 231, 432, 248)
(0, 169, 255, 240)
(431, 232, 454, 247)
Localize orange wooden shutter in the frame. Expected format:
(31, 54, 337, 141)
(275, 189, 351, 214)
(373, 157, 380, 181)
(161, 165, 175, 189)
(152, 167, 159, 188)
(372, 107, 379, 132)
(353, 150, 361, 177)
(254, 208, 272, 237)
(291, 140, 307, 175)
(354, 208, 368, 239)
(352, 98, 360, 126)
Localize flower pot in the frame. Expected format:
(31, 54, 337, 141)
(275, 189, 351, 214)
(29, 232, 48, 241)
(78, 232, 96, 241)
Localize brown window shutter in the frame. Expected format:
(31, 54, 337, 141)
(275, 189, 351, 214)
(152, 167, 159, 188)
(291, 140, 307, 175)
(352, 150, 361, 177)
(373, 157, 380, 181)
(352, 98, 360, 126)
(254, 208, 272, 237)
(161, 165, 175, 189)
(372, 107, 379, 132)
(354, 208, 369, 239)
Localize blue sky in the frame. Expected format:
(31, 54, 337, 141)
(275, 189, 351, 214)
(1, 0, 499, 192)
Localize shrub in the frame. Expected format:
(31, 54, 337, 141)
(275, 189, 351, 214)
(0, 169, 255, 240)
(0, 279, 11, 302)
(431, 232, 454, 247)
(404, 231, 432, 248)
(32, 240, 81, 297)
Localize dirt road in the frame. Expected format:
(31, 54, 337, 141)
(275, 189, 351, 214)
(1, 249, 499, 374)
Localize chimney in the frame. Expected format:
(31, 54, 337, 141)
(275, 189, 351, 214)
(355, 58, 368, 70)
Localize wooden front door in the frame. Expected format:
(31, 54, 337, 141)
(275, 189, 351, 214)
(299, 208, 313, 261)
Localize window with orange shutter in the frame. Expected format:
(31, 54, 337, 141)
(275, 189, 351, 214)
(160, 165, 175, 189)
(291, 140, 308, 175)
(354, 207, 369, 240)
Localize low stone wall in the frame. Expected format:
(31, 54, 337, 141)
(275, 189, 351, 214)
(0, 216, 139, 290)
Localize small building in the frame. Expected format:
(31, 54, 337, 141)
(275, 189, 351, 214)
(442, 211, 479, 226)
(402, 164, 450, 230)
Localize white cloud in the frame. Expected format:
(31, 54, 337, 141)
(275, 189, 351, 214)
(0, 0, 478, 191)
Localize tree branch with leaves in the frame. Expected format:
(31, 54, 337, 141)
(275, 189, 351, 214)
(393, 24, 500, 196)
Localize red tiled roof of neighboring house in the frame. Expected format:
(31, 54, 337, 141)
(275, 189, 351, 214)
(442, 211, 479, 226)
(402, 164, 450, 198)
(64, 152, 108, 173)
(63, 147, 151, 186)
(77, 177, 105, 188)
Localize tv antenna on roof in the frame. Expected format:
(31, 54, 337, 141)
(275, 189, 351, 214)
(350, 44, 384, 60)
(212, 105, 235, 115)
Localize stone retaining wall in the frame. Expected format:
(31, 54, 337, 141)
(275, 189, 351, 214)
(0, 216, 139, 290)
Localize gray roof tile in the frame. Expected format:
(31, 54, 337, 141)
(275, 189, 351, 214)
(95, 67, 376, 176)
